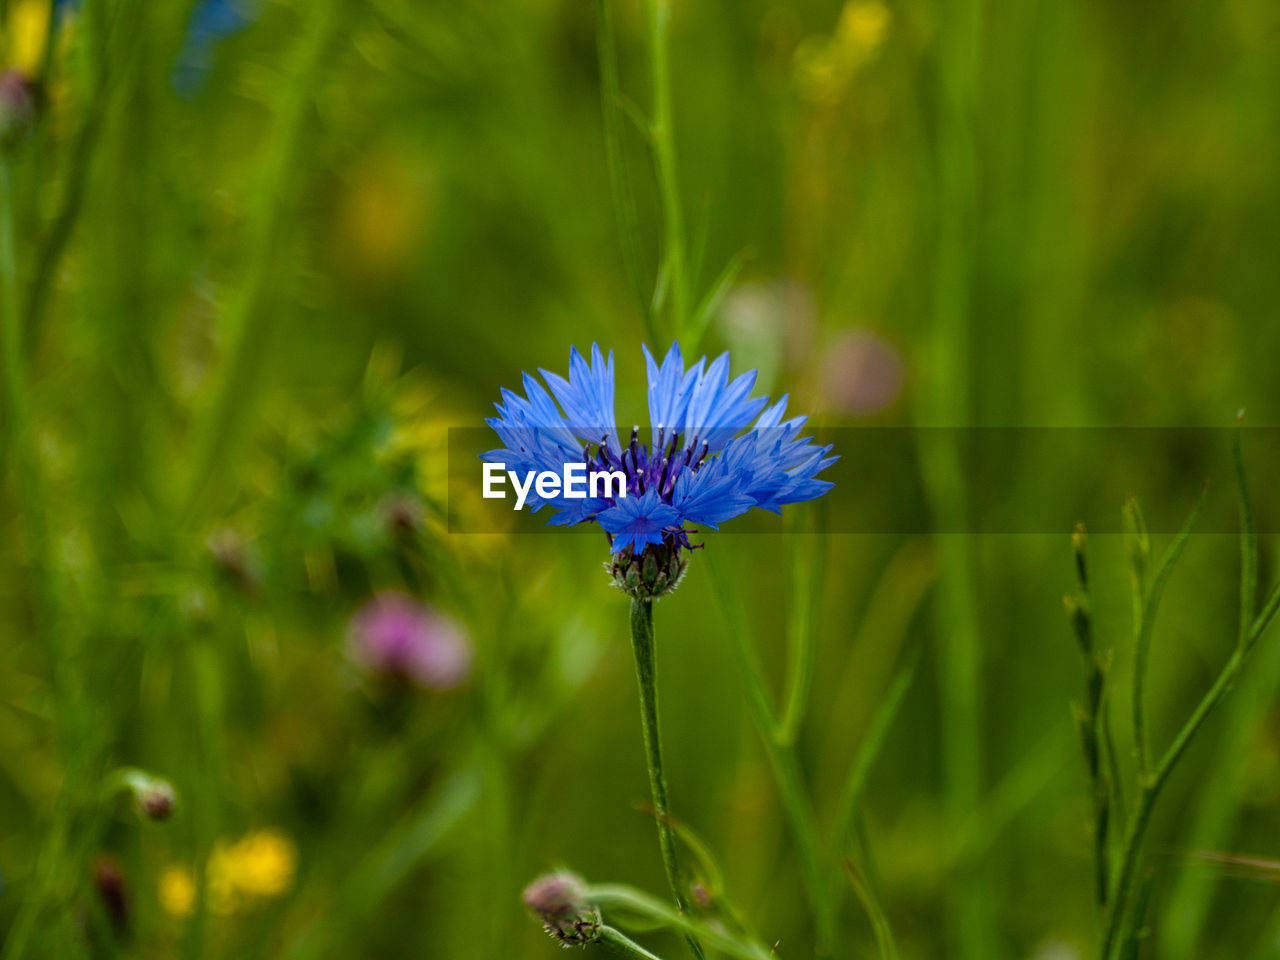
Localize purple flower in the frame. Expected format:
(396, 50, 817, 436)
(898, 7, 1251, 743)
(348, 593, 471, 691)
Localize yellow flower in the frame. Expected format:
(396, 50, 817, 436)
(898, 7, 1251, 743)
(229, 829, 296, 898)
(162, 829, 298, 919)
(390, 375, 511, 553)
(333, 147, 434, 286)
(4, 0, 49, 74)
(159, 866, 196, 919)
(793, 0, 891, 103)
(836, 0, 890, 55)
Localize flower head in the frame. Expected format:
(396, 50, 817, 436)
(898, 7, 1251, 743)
(159, 865, 195, 918)
(203, 828, 297, 915)
(0, 68, 35, 147)
(135, 778, 176, 821)
(484, 343, 836, 597)
(348, 592, 471, 690)
(522, 871, 602, 946)
(819, 328, 903, 416)
(120, 768, 178, 822)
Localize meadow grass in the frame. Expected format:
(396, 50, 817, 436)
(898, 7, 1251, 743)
(2, 1, 1280, 959)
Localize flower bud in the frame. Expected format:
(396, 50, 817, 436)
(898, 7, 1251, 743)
(1071, 522, 1088, 590)
(0, 69, 35, 147)
(608, 543, 688, 600)
(92, 855, 129, 934)
(122, 770, 177, 822)
(382, 493, 424, 538)
(522, 872, 601, 946)
(1121, 495, 1149, 586)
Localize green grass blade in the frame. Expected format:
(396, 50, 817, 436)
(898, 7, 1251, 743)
(831, 645, 921, 866)
(687, 251, 746, 355)
(588, 884, 776, 960)
(595, 0, 654, 341)
(843, 858, 900, 960)
(1132, 484, 1207, 777)
(1233, 417, 1257, 647)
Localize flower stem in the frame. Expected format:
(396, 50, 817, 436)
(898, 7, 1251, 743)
(181, 0, 348, 518)
(704, 554, 835, 953)
(644, 0, 688, 338)
(777, 529, 817, 747)
(595, 0, 654, 340)
(921, 0, 996, 952)
(0, 151, 75, 960)
(1101, 581, 1280, 959)
(628, 598, 705, 960)
(1130, 488, 1206, 779)
(589, 883, 774, 960)
(600, 925, 667, 960)
(843, 854, 900, 960)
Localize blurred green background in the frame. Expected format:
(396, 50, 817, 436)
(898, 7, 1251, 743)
(2, 0, 1280, 957)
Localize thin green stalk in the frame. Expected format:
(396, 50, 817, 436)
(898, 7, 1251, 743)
(22, 0, 126, 357)
(644, 0, 688, 339)
(843, 858, 900, 960)
(921, 0, 992, 952)
(777, 528, 817, 746)
(181, 0, 348, 517)
(1102, 699, 1126, 827)
(1160, 627, 1280, 957)
(1118, 874, 1154, 960)
(830, 646, 921, 897)
(600, 926, 667, 960)
(705, 555, 834, 953)
(945, 720, 1074, 869)
(282, 769, 483, 960)
(0, 161, 51, 618)
(628, 599, 705, 960)
(1102, 581, 1280, 959)
(1233, 422, 1257, 648)
(1131, 488, 1206, 777)
(595, 0, 654, 341)
(588, 884, 775, 960)
(0, 154, 75, 960)
(1161, 428, 1266, 958)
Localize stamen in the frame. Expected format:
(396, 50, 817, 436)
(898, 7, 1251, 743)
(629, 426, 641, 479)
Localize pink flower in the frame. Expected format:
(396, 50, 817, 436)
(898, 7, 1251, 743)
(348, 593, 471, 690)
(820, 328, 904, 416)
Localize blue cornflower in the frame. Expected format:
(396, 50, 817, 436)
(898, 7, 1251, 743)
(483, 343, 836, 597)
(172, 0, 257, 98)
